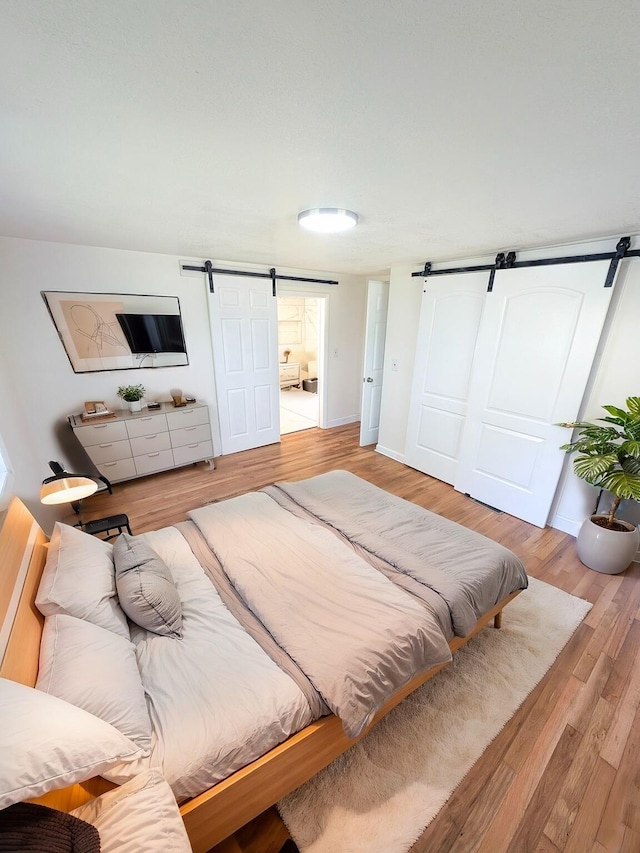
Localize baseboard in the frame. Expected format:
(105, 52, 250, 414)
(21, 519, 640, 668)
(375, 445, 406, 463)
(549, 514, 580, 538)
(326, 415, 359, 428)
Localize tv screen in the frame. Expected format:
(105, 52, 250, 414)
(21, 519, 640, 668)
(115, 313, 187, 354)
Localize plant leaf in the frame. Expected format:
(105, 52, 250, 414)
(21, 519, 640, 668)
(626, 397, 640, 416)
(602, 405, 629, 421)
(622, 457, 640, 475)
(573, 454, 617, 483)
(600, 470, 640, 501)
(621, 439, 640, 457)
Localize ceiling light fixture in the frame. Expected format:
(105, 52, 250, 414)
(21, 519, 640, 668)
(298, 208, 359, 234)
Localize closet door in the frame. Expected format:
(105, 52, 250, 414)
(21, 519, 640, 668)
(404, 272, 487, 484)
(208, 275, 280, 454)
(454, 262, 614, 527)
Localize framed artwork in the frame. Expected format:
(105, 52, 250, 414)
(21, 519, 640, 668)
(41, 291, 189, 373)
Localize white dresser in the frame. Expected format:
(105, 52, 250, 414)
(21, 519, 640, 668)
(279, 361, 300, 389)
(70, 402, 214, 483)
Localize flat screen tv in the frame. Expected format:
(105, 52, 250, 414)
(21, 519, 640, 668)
(116, 313, 187, 354)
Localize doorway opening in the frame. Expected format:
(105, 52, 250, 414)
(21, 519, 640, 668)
(277, 295, 324, 435)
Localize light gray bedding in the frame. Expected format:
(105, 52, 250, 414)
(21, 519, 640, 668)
(188, 493, 453, 738)
(267, 470, 528, 638)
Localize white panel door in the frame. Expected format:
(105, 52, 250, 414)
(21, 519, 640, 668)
(360, 280, 389, 446)
(455, 261, 614, 526)
(404, 272, 487, 484)
(209, 275, 280, 454)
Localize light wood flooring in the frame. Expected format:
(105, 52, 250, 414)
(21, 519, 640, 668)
(79, 423, 640, 853)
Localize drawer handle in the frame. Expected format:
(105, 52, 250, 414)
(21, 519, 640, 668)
(99, 443, 112, 448)
(140, 417, 153, 421)
(103, 462, 117, 467)
(185, 426, 197, 431)
(188, 443, 199, 448)
(93, 424, 108, 429)
(181, 410, 194, 415)
(148, 452, 160, 457)
(145, 434, 157, 439)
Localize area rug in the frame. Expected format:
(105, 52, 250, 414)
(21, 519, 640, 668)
(277, 577, 591, 853)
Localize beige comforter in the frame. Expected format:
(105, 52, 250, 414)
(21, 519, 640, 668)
(267, 470, 529, 638)
(189, 492, 453, 738)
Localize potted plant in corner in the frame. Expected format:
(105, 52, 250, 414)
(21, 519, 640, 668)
(559, 396, 640, 574)
(117, 384, 146, 413)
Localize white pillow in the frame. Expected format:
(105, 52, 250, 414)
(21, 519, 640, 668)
(35, 522, 130, 638)
(71, 770, 191, 853)
(37, 614, 152, 754)
(0, 678, 143, 809)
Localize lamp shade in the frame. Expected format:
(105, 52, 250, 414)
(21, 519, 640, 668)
(40, 477, 98, 505)
(298, 208, 358, 233)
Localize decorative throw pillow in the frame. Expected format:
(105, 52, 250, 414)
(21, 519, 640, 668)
(35, 522, 130, 639)
(0, 677, 143, 809)
(113, 533, 183, 637)
(37, 614, 152, 754)
(71, 770, 192, 853)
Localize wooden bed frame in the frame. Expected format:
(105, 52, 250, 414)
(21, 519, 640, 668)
(0, 497, 520, 852)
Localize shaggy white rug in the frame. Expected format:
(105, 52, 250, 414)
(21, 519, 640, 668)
(278, 577, 591, 853)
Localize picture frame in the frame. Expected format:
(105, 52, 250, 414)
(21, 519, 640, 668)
(41, 291, 189, 373)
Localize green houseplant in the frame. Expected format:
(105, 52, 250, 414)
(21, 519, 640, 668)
(117, 384, 146, 413)
(559, 396, 640, 573)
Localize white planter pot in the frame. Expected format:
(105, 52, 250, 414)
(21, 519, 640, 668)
(127, 400, 143, 413)
(576, 514, 640, 575)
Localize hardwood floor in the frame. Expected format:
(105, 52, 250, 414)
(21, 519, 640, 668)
(79, 423, 640, 852)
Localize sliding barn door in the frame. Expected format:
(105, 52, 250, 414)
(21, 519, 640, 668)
(208, 275, 280, 454)
(454, 262, 614, 526)
(404, 272, 487, 484)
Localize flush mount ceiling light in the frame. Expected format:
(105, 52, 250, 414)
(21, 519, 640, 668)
(298, 208, 359, 234)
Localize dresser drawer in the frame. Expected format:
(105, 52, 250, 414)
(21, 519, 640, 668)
(87, 439, 132, 465)
(170, 423, 211, 449)
(96, 457, 137, 482)
(74, 421, 128, 447)
(166, 406, 209, 430)
(173, 440, 214, 467)
(134, 448, 175, 476)
(279, 364, 299, 382)
(125, 414, 169, 439)
(130, 431, 171, 456)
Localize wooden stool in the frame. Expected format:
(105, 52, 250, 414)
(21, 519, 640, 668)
(81, 513, 132, 541)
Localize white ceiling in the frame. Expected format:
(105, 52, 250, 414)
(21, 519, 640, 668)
(2, 1, 640, 275)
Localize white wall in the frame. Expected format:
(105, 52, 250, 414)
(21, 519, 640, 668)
(378, 236, 640, 535)
(0, 237, 367, 529)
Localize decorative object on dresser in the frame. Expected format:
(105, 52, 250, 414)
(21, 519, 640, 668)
(170, 387, 186, 407)
(279, 362, 300, 389)
(116, 384, 146, 413)
(69, 402, 215, 484)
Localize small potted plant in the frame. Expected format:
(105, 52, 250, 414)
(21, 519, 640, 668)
(117, 384, 146, 413)
(559, 396, 640, 574)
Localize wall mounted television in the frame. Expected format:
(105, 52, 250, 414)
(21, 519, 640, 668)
(116, 313, 187, 354)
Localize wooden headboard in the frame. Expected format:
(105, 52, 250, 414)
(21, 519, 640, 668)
(0, 497, 113, 810)
(0, 497, 48, 686)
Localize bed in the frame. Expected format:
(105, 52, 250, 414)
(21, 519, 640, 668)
(0, 470, 527, 852)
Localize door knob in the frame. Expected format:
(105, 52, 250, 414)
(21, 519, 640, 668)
(365, 377, 374, 383)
